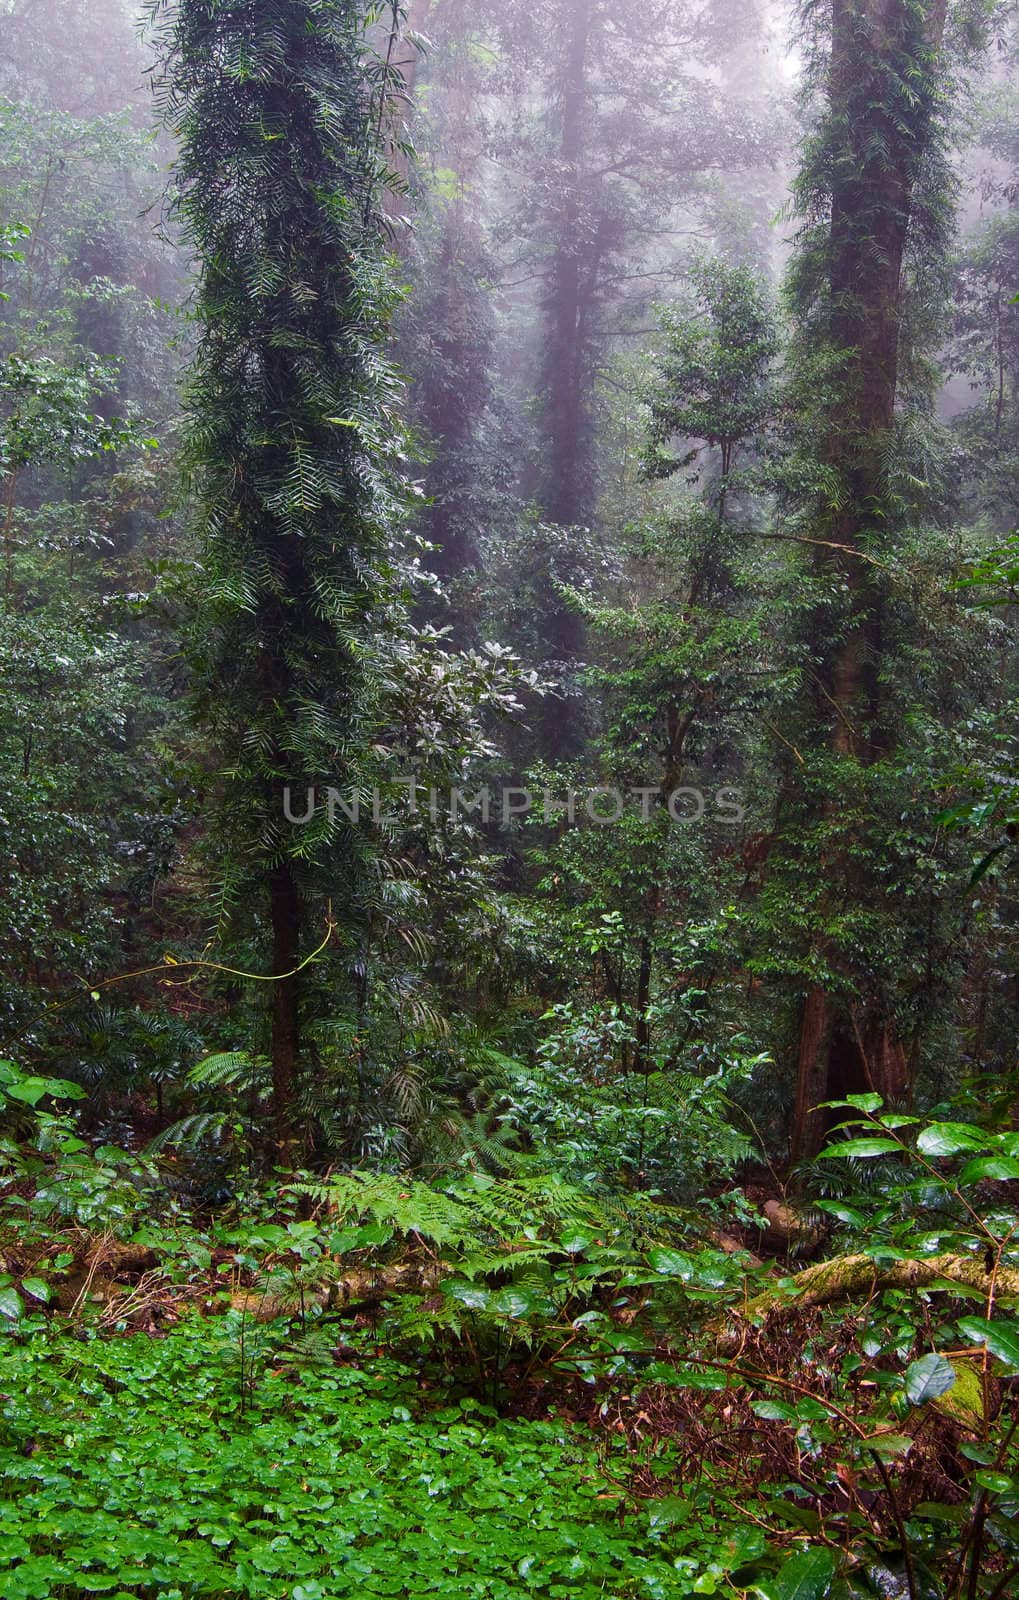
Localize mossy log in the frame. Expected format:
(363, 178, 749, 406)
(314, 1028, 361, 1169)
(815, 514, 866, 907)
(733, 1251, 1019, 1322)
(230, 1261, 443, 1321)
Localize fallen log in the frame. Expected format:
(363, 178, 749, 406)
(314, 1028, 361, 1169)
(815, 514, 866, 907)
(731, 1251, 1019, 1323)
(230, 1261, 443, 1322)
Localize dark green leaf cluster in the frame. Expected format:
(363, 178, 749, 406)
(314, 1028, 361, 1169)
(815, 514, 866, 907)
(148, 0, 412, 879)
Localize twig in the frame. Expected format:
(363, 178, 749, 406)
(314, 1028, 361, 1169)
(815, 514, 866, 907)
(760, 533, 890, 571)
(763, 718, 805, 765)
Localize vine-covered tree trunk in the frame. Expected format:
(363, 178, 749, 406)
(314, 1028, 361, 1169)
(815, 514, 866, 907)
(789, 0, 949, 1163)
(153, 0, 408, 1155)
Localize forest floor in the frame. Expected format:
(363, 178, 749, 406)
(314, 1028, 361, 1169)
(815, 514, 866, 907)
(0, 1313, 773, 1600)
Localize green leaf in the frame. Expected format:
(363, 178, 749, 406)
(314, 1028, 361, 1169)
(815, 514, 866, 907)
(559, 1229, 593, 1255)
(970, 845, 1009, 885)
(647, 1247, 696, 1278)
(916, 1122, 989, 1157)
(844, 1093, 884, 1113)
(866, 1433, 914, 1459)
(912, 1501, 969, 1524)
(490, 1288, 537, 1318)
(819, 1138, 901, 1159)
(20, 1278, 50, 1304)
(813, 1201, 865, 1226)
(752, 1400, 798, 1423)
(5, 1074, 84, 1104)
(648, 1495, 689, 1530)
(973, 1471, 1016, 1495)
(446, 1281, 489, 1311)
(767, 1545, 837, 1600)
(5, 1078, 52, 1106)
(0, 1287, 24, 1320)
(903, 1353, 956, 1406)
(959, 1157, 1019, 1184)
(958, 1317, 1019, 1371)
(644, 1363, 726, 1390)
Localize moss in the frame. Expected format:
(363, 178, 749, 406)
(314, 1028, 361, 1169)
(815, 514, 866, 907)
(932, 1359, 987, 1431)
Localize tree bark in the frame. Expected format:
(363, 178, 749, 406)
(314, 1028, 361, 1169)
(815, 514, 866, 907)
(790, 0, 949, 1163)
(542, 0, 594, 545)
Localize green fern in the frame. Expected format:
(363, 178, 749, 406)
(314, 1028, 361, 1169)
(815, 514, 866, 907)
(295, 1172, 475, 1249)
(187, 1052, 268, 1091)
(146, 1111, 230, 1156)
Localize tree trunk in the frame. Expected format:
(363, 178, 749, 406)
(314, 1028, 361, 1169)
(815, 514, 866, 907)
(789, 0, 949, 1163)
(542, 0, 594, 542)
(529, 2, 598, 753)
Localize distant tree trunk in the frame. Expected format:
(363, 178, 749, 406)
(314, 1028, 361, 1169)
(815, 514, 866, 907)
(416, 218, 490, 588)
(527, 1, 599, 754)
(632, 930, 654, 1077)
(789, 0, 949, 1165)
(543, 0, 593, 541)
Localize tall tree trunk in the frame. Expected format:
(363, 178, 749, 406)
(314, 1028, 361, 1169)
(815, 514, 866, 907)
(543, 0, 593, 549)
(789, 0, 948, 1164)
(532, 0, 596, 754)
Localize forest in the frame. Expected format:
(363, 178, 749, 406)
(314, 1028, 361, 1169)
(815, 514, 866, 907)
(0, 0, 1018, 1595)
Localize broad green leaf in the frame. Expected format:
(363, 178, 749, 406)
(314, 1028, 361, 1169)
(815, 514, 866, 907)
(446, 1281, 489, 1311)
(904, 1353, 956, 1406)
(20, 1277, 50, 1304)
(559, 1229, 593, 1255)
(752, 1400, 798, 1423)
(5, 1074, 83, 1104)
(961, 1441, 997, 1464)
(647, 1495, 689, 1530)
(768, 1545, 837, 1600)
(647, 1247, 695, 1278)
(912, 1501, 968, 1524)
(844, 1093, 884, 1113)
(0, 1287, 24, 1320)
(5, 1077, 52, 1106)
(973, 1471, 1016, 1495)
(959, 1157, 1019, 1184)
(819, 1138, 901, 1159)
(813, 1201, 865, 1225)
(916, 1122, 989, 1157)
(958, 1317, 1019, 1371)
(490, 1288, 537, 1318)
